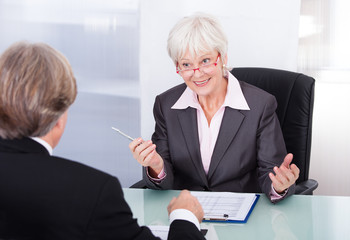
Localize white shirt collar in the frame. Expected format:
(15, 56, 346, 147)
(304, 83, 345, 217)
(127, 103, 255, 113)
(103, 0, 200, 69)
(171, 71, 250, 110)
(30, 137, 53, 155)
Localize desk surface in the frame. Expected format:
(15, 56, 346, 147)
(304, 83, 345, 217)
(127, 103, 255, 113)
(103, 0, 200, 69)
(123, 188, 350, 240)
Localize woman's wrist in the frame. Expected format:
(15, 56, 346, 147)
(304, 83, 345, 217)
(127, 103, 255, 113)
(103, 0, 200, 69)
(148, 162, 164, 177)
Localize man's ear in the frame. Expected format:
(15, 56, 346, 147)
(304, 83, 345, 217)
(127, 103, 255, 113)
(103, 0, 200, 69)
(55, 114, 65, 131)
(53, 111, 68, 148)
(41, 111, 68, 149)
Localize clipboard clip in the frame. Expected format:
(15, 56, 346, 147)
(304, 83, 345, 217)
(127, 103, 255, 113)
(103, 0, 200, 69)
(204, 214, 229, 221)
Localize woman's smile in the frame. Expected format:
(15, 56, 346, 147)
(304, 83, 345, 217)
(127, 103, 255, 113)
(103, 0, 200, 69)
(193, 77, 211, 87)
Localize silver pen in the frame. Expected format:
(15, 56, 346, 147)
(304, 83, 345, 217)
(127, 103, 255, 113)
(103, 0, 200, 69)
(111, 127, 135, 141)
(204, 214, 229, 221)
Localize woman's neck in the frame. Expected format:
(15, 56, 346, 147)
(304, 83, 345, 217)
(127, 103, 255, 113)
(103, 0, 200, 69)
(198, 77, 228, 126)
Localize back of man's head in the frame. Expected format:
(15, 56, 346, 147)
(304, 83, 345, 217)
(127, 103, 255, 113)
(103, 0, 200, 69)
(0, 41, 77, 140)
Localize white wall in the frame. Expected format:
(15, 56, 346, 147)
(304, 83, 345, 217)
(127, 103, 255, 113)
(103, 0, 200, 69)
(298, 0, 350, 196)
(0, 0, 142, 187)
(139, 0, 301, 139)
(310, 82, 350, 196)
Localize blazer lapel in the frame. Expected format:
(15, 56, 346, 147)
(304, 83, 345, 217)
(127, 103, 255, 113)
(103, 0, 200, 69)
(208, 108, 245, 179)
(177, 108, 209, 187)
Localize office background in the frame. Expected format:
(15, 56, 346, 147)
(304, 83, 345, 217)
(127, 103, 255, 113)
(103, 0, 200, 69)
(0, 0, 349, 196)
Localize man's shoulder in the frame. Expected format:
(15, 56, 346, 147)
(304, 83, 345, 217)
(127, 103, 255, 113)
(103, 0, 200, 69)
(51, 155, 116, 181)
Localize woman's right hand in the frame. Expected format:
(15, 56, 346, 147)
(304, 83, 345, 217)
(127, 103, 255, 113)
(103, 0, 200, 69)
(129, 138, 164, 177)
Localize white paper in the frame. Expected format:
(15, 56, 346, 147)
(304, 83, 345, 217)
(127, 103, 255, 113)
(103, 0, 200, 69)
(191, 191, 257, 221)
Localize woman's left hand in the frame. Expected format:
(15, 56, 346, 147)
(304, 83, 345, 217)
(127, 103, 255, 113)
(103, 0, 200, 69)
(269, 153, 300, 193)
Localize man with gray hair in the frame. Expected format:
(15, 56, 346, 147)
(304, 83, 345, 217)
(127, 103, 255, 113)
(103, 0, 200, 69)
(0, 42, 205, 239)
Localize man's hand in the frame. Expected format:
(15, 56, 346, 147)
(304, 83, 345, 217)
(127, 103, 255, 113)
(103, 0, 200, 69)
(167, 190, 204, 223)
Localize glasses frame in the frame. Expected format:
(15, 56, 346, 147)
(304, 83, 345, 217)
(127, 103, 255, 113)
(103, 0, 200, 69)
(176, 54, 221, 77)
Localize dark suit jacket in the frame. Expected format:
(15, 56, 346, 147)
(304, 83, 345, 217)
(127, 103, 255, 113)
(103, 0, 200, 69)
(0, 137, 204, 240)
(143, 81, 295, 201)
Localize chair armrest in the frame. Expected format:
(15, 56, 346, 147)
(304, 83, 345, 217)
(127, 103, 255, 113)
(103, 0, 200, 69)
(295, 179, 318, 195)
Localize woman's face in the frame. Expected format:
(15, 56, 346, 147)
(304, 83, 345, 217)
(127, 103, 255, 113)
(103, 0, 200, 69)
(177, 50, 226, 98)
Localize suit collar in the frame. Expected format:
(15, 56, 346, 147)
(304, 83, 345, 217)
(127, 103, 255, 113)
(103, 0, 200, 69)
(0, 137, 50, 155)
(30, 137, 53, 155)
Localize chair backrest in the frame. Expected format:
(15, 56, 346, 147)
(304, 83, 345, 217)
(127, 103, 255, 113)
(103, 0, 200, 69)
(231, 67, 315, 184)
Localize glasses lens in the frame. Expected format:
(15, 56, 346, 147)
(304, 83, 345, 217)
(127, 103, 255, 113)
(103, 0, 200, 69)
(182, 70, 194, 78)
(201, 64, 216, 74)
(178, 56, 218, 77)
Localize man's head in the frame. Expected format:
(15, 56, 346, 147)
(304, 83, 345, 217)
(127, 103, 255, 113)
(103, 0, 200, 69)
(0, 41, 77, 143)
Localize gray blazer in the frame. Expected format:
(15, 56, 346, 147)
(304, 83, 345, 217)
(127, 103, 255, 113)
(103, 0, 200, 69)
(143, 81, 295, 201)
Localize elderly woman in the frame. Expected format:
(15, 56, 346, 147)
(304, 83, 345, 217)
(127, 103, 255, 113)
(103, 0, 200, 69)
(129, 13, 299, 203)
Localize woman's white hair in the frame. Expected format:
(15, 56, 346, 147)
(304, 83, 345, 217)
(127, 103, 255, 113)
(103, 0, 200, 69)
(167, 12, 228, 66)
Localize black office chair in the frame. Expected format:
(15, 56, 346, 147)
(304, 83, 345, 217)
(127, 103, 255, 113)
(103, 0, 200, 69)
(131, 67, 318, 195)
(231, 67, 318, 195)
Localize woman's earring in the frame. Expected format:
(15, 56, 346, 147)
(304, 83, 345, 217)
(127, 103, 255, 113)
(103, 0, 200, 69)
(222, 64, 228, 78)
